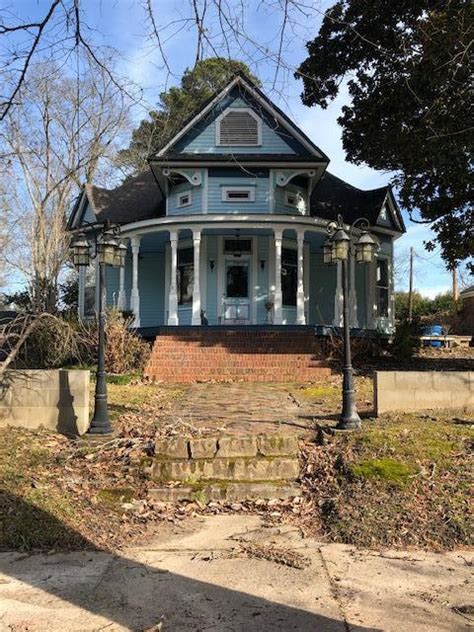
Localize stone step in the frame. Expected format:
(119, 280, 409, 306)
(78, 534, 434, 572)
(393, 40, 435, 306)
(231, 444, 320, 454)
(153, 455, 299, 482)
(148, 481, 301, 503)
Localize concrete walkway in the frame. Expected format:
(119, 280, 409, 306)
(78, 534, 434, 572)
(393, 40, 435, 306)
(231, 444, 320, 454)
(0, 515, 471, 631)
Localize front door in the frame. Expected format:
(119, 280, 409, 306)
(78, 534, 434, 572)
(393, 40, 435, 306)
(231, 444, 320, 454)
(223, 258, 251, 324)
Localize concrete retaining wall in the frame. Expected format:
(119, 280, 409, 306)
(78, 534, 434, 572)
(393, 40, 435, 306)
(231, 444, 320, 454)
(374, 371, 473, 415)
(0, 369, 90, 435)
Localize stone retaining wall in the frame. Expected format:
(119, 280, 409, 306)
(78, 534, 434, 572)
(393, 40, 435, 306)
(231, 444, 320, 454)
(0, 369, 90, 435)
(374, 371, 473, 415)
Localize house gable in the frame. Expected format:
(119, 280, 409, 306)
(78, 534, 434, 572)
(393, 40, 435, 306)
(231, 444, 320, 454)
(156, 75, 328, 160)
(375, 190, 405, 233)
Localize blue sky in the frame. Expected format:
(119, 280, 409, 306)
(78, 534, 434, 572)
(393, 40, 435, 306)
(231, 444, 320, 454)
(6, 0, 456, 296)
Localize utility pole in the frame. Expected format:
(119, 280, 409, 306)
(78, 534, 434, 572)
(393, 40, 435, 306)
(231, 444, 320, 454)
(408, 247, 414, 322)
(452, 267, 458, 304)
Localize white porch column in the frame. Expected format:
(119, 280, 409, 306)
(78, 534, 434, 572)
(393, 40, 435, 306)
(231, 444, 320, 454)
(191, 228, 202, 325)
(296, 231, 306, 325)
(334, 261, 343, 326)
(117, 241, 127, 311)
(130, 235, 141, 327)
(168, 230, 179, 325)
(349, 250, 358, 327)
(273, 229, 283, 325)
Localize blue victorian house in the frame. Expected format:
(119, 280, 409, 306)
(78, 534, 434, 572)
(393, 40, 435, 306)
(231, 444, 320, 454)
(69, 74, 404, 350)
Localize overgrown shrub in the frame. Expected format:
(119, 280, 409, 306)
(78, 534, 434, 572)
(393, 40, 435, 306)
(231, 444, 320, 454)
(15, 314, 82, 369)
(103, 310, 151, 374)
(5, 310, 150, 375)
(390, 321, 418, 361)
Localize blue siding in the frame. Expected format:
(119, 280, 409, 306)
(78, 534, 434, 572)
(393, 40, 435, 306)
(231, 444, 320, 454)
(208, 170, 270, 214)
(174, 88, 309, 155)
(256, 236, 270, 324)
(355, 264, 367, 327)
(168, 181, 202, 215)
(138, 252, 165, 327)
(178, 306, 192, 325)
(274, 183, 308, 215)
(308, 235, 336, 325)
(205, 235, 219, 325)
(105, 267, 120, 307)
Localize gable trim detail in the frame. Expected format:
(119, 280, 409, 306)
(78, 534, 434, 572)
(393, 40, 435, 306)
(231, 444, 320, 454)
(152, 75, 329, 160)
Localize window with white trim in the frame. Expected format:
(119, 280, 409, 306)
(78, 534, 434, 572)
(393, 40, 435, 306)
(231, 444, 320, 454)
(216, 108, 261, 146)
(376, 258, 389, 317)
(222, 186, 255, 202)
(177, 190, 192, 208)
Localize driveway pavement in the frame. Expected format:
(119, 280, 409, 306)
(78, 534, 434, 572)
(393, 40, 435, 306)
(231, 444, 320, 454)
(0, 515, 471, 631)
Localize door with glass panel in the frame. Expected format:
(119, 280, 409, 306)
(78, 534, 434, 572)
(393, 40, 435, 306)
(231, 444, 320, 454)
(223, 258, 251, 324)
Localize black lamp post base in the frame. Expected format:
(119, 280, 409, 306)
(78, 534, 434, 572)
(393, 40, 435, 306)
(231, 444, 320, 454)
(87, 422, 113, 436)
(336, 412, 362, 431)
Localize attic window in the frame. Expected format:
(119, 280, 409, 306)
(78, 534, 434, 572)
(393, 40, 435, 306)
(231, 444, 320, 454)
(217, 108, 261, 146)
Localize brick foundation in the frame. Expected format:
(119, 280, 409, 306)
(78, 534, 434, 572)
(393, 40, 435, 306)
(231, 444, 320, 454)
(144, 328, 332, 383)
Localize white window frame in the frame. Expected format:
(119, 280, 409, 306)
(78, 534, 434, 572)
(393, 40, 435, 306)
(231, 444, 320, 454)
(222, 186, 256, 203)
(177, 190, 192, 208)
(215, 107, 262, 147)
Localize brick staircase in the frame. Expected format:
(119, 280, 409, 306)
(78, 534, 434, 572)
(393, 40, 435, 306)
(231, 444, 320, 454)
(144, 327, 332, 383)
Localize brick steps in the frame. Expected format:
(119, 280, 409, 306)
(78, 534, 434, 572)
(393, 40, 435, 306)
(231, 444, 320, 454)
(145, 329, 332, 383)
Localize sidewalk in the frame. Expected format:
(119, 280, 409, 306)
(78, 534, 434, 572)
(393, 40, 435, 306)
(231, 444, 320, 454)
(0, 515, 471, 631)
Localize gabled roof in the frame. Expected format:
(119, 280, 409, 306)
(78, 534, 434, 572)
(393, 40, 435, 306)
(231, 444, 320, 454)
(67, 170, 165, 229)
(310, 172, 405, 233)
(149, 73, 329, 162)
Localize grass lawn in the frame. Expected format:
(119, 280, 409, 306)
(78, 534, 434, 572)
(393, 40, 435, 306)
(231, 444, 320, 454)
(0, 377, 472, 552)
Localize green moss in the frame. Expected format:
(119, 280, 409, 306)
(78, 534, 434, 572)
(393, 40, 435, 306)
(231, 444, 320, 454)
(351, 458, 415, 484)
(191, 489, 207, 503)
(97, 487, 134, 505)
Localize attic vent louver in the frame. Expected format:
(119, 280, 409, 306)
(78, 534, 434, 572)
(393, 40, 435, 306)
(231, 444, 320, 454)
(217, 108, 260, 146)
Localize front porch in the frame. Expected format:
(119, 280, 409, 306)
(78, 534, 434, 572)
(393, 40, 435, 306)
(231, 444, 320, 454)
(79, 216, 390, 332)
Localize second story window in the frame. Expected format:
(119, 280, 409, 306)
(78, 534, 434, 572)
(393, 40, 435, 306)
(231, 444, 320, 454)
(222, 186, 255, 202)
(177, 190, 192, 208)
(216, 108, 261, 146)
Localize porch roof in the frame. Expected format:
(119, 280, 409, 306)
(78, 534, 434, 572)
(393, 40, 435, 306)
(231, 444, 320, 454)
(69, 168, 404, 234)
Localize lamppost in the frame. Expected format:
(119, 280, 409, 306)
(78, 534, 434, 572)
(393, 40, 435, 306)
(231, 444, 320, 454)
(324, 215, 378, 430)
(70, 221, 127, 435)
